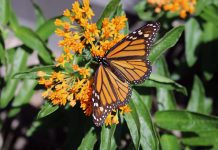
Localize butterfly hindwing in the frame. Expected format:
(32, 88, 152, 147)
(92, 64, 132, 126)
(106, 22, 160, 84)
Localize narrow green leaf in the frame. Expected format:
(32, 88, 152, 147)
(8, 108, 21, 118)
(78, 127, 97, 150)
(155, 110, 218, 133)
(100, 125, 117, 150)
(200, 5, 218, 27)
(185, 18, 202, 67)
(160, 134, 180, 150)
(203, 98, 213, 115)
(0, 0, 10, 25)
(136, 74, 187, 95)
(8, 5, 19, 29)
(0, 31, 6, 64)
(36, 17, 61, 41)
(134, 1, 163, 21)
(131, 90, 159, 150)
(195, 0, 212, 15)
(26, 120, 42, 136)
(187, 75, 205, 113)
(37, 102, 59, 119)
(124, 100, 140, 149)
(156, 56, 176, 110)
(149, 26, 184, 64)
(0, 47, 28, 108)
(97, 0, 120, 28)
(12, 79, 37, 107)
(31, 0, 46, 29)
(13, 26, 53, 64)
(139, 94, 152, 111)
(13, 65, 54, 79)
(182, 136, 218, 146)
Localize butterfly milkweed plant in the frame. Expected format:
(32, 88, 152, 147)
(0, 0, 218, 149)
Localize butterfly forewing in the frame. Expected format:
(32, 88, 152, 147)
(106, 22, 160, 84)
(92, 64, 132, 126)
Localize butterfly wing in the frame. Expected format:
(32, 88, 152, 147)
(92, 64, 132, 126)
(106, 22, 160, 84)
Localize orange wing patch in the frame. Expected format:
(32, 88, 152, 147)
(110, 59, 150, 84)
(92, 65, 132, 126)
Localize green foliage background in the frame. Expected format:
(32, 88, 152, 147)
(0, 0, 218, 149)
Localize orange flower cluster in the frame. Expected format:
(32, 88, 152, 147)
(38, 66, 93, 115)
(55, 0, 127, 57)
(38, 0, 131, 126)
(147, 0, 196, 18)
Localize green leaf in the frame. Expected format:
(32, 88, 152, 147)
(156, 56, 176, 110)
(78, 128, 97, 150)
(200, 5, 218, 27)
(203, 98, 213, 115)
(37, 102, 59, 119)
(36, 17, 61, 41)
(131, 90, 159, 150)
(0, 31, 6, 64)
(12, 79, 37, 107)
(160, 134, 180, 150)
(136, 74, 187, 95)
(124, 100, 140, 149)
(97, 0, 120, 28)
(13, 26, 53, 64)
(134, 1, 163, 21)
(155, 110, 218, 133)
(181, 130, 218, 147)
(100, 125, 117, 150)
(182, 136, 218, 146)
(0, 47, 28, 108)
(13, 65, 54, 79)
(149, 26, 184, 64)
(187, 75, 205, 113)
(195, 0, 212, 15)
(31, 0, 46, 29)
(8, 5, 19, 29)
(26, 120, 42, 136)
(185, 18, 202, 67)
(0, 0, 10, 25)
(201, 21, 218, 43)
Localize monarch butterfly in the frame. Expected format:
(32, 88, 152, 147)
(92, 22, 160, 126)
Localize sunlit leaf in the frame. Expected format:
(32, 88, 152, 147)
(187, 76, 205, 113)
(160, 134, 180, 150)
(0, 47, 28, 108)
(31, 0, 46, 29)
(36, 17, 62, 41)
(149, 26, 184, 64)
(131, 90, 159, 150)
(100, 124, 117, 150)
(13, 65, 54, 79)
(200, 5, 218, 27)
(37, 102, 59, 119)
(155, 110, 218, 133)
(185, 18, 202, 67)
(124, 100, 140, 149)
(12, 79, 37, 107)
(13, 26, 53, 64)
(0, 0, 10, 25)
(156, 56, 176, 110)
(136, 74, 187, 95)
(78, 128, 97, 150)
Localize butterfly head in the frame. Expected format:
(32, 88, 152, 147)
(94, 56, 109, 66)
